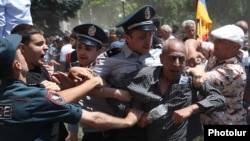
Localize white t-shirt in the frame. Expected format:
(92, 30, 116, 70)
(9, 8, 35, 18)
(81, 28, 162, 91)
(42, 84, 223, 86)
(59, 44, 75, 62)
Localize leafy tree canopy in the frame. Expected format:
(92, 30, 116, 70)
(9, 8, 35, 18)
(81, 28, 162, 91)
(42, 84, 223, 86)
(30, 0, 250, 37)
(31, 0, 83, 37)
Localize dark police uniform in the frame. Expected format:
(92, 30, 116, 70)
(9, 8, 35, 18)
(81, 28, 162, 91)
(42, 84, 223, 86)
(0, 79, 82, 141)
(90, 5, 162, 141)
(26, 65, 69, 141)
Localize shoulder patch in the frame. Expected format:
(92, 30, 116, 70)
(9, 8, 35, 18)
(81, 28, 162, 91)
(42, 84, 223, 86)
(46, 91, 66, 105)
(105, 48, 121, 57)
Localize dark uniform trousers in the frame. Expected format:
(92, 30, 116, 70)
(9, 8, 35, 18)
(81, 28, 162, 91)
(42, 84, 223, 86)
(115, 126, 147, 141)
(82, 130, 117, 141)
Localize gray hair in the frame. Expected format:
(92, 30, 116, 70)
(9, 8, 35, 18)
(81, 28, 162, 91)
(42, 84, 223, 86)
(161, 24, 172, 33)
(182, 20, 195, 28)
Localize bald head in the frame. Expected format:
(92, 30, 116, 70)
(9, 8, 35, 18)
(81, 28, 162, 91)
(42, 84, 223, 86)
(236, 20, 248, 34)
(162, 39, 186, 55)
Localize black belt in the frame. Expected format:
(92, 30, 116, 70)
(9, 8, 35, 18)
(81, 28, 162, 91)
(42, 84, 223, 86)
(84, 130, 116, 138)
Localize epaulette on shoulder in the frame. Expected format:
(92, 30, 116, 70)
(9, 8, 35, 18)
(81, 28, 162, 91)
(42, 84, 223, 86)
(105, 48, 121, 57)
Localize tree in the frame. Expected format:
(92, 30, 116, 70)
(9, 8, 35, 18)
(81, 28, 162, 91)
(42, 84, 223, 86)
(30, 0, 250, 37)
(31, 0, 84, 37)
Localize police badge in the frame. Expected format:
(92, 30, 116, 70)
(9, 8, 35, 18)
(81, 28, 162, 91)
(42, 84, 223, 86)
(145, 6, 151, 20)
(46, 91, 66, 105)
(88, 25, 96, 37)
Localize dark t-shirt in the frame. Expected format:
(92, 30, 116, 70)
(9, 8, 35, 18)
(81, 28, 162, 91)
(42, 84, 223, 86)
(26, 66, 51, 84)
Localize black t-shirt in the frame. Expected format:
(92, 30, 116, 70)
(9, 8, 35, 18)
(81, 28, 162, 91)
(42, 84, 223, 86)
(26, 66, 51, 84)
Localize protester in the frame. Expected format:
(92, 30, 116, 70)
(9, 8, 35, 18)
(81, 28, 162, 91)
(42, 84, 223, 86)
(159, 24, 175, 43)
(236, 20, 250, 124)
(11, 24, 61, 91)
(236, 20, 249, 50)
(111, 39, 225, 141)
(186, 24, 247, 125)
(182, 20, 197, 41)
(0, 34, 143, 141)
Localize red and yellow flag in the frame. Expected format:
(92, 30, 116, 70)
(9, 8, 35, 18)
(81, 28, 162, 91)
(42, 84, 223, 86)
(196, 0, 212, 41)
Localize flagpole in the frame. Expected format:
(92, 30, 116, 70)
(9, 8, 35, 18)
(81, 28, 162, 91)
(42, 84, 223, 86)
(200, 20, 202, 40)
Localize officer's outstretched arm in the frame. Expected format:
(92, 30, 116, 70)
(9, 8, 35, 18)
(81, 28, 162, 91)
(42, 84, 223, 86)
(79, 108, 143, 129)
(89, 87, 132, 102)
(56, 76, 103, 103)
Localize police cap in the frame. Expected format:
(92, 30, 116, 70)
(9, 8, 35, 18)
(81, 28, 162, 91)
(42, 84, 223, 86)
(73, 24, 108, 48)
(0, 34, 22, 75)
(116, 5, 156, 31)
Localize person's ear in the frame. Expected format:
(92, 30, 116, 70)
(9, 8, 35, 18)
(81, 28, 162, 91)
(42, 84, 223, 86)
(124, 34, 131, 42)
(19, 43, 26, 53)
(13, 59, 21, 71)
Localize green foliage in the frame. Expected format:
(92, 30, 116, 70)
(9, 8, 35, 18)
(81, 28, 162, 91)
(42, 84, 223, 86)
(30, 0, 250, 37)
(31, 0, 83, 37)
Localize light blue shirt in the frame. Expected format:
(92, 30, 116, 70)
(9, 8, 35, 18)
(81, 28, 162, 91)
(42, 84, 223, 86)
(0, 0, 32, 37)
(94, 43, 162, 81)
(110, 39, 125, 48)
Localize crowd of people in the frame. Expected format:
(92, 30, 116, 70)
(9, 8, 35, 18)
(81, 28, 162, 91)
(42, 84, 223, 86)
(0, 3, 250, 141)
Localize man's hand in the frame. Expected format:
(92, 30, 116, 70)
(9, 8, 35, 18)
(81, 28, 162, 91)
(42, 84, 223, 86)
(172, 106, 193, 123)
(187, 52, 206, 67)
(185, 39, 206, 67)
(92, 77, 105, 88)
(68, 67, 94, 83)
(43, 59, 60, 76)
(137, 113, 152, 128)
(125, 108, 144, 127)
(172, 104, 202, 124)
(40, 80, 61, 91)
(247, 106, 250, 116)
(186, 65, 206, 88)
(51, 71, 75, 89)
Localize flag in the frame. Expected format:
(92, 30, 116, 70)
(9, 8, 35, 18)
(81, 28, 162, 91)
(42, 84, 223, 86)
(196, 0, 212, 41)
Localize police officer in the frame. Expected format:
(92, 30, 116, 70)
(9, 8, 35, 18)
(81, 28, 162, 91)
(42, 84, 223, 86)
(0, 34, 143, 141)
(68, 5, 162, 141)
(92, 5, 162, 141)
(66, 23, 110, 141)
